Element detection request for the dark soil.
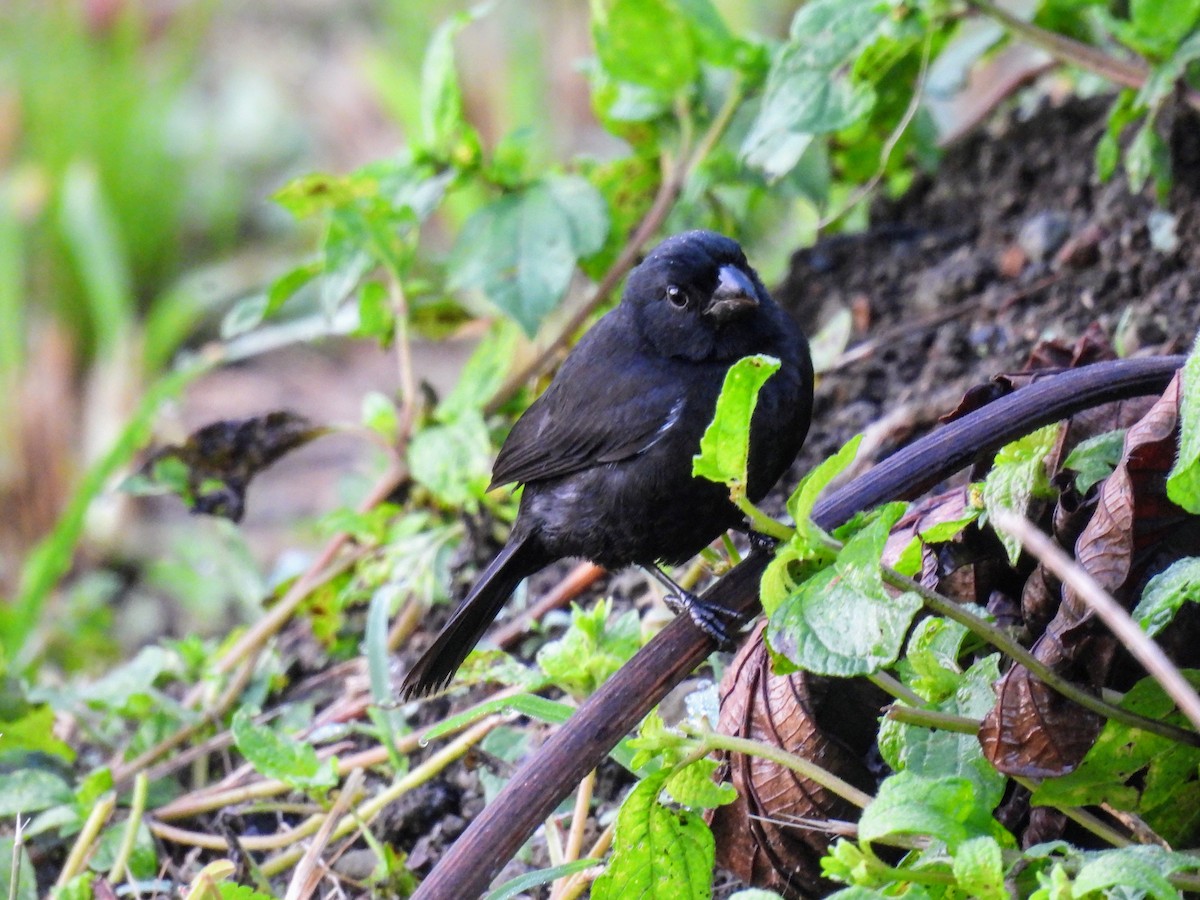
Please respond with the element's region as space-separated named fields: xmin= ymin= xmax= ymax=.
xmin=777 ymin=95 xmax=1200 ymax=485
xmin=402 ymin=94 xmax=1200 ymax=892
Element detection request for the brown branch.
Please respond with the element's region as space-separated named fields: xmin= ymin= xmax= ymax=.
xmin=411 ymin=355 xmax=1185 ymax=900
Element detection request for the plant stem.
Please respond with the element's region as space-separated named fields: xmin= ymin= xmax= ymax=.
xmin=878 ymin=562 xmax=1200 ymax=747
xmin=695 ymin=729 xmax=874 ymax=810
xmin=996 ymin=510 xmax=1200 ymax=734
xmin=885 ymin=704 xmax=981 ymax=735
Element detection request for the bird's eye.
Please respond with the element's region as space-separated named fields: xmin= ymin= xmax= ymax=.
xmin=665 ymin=285 xmax=687 ymax=309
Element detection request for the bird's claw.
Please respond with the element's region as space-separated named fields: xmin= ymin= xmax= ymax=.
xmin=662 ymin=589 xmax=746 ymax=649
xmin=747 ymin=529 xmax=779 ymax=554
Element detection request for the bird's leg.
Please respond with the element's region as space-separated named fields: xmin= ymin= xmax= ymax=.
xmin=643 ymin=565 xmax=746 ymax=648
xmin=746 ymin=529 xmax=780 ymax=555
xmin=730 ymin=521 xmax=781 ymax=555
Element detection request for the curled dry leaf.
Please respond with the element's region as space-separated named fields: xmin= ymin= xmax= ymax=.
xmin=709 ymin=621 xmax=883 ymax=899
xmin=980 ymin=373 xmax=1199 ymax=777
xmin=130 ymin=411 xmax=330 ymax=522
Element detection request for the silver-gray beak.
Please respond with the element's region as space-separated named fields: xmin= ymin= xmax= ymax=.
xmin=703 ymin=264 xmax=760 ymax=323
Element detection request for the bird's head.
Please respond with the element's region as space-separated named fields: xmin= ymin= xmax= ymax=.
xmin=623 ymin=230 xmax=775 ymax=362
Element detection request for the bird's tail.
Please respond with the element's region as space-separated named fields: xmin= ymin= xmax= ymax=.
xmin=399 ymin=532 xmax=547 ymax=699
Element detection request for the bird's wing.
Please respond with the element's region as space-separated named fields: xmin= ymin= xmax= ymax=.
xmin=489 ymin=357 xmax=686 ymax=489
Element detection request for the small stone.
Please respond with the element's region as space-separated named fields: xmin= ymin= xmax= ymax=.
xmin=1017 ymin=210 xmax=1072 ymax=262
xmin=1052 ymin=223 xmax=1104 ymax=270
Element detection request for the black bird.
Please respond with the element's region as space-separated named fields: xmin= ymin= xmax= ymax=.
xmin=400 ymin=230 xmax=813 ymax=697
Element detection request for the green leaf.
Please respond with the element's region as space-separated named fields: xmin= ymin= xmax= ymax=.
xmin=1132 ymin=557 xmax=1200 ymax=637
xmin=675 ymin=0 xmax=746 ymax=68
xmin=1063 ymin=429 xmax=1126 ymax=494
xmin=409 ymin=410 xmax=494 ymax=510
xmin=1126 ymin=118 xmax=1171 ymax=198
xmin=0 ymin=706 xmax=75 ymax=762
xmin=952 ymin=836 xmax=1007 ymax=900
xmin=768 ymin=503 xmax=922 ymax=676
xmin=983 ymin=423 xmax=1060 ymax=565
xmin=77 ymin=646 xmax=178 ymax=710
xmin=692 ymin=354 xmax=781 ymax=495
xmin=591 ymin=770 xmax=715 ymax=900
xmin=0 ymin=768 xmax=73 ymax=817
xmin=448 ymin=175 xmax=608 ymax=335
xmin=484 ymin=860 xmax=603 ymax=900
xmin=858 ymin=771 xmax=1009 ymax=852
xmin=58 ymin=161 xmax=134 ymax=358
xmin=420 ymin=8 xmax=485 ymax=159
xmin=1168 ymin=332 xmax=1200 ymax=512
xmin=361 ymin=391 xmax=400 ymax=441
xmin=264 ymin=260 xmax=323 ymax=318
xmin=741 ymin=0 xmax=888 ymax=180
xmin=436 ymin=320 xmax=521 ymax=421
xmin=1096 ymin=91 xmax=1139 ymax=183
xmin=880 ymin=655 xmax=1007 ymax=814
xmin=536 ymin=599 xmax=642 ymax=698
xmin=1032 ymin=671 xmax=1200 ymax=846
xmin=664 ymin=757 xmax=736 ymax=810
xmin=594 ymin=0 xmax=698 ymax=93
xmin=231 ymin=707 xmax=338 ymax=792
xmin=1072 ymin=845 xmax=1200 ymax=900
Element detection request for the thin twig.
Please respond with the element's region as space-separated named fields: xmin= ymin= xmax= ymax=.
xmin=995 ymin=510 xmax=1200 ymax=734
xmin=106 ymin=772 xmax=148 ymax=886
xmin=967 ymin=0 xmax=1200 ymax=112
xmin=284 ymin=768 xmax=366 ymax=900
xmin=551 ymin=769 xmax=596 ymax=900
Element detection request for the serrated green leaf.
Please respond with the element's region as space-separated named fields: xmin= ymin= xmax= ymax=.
xmin=858 ymin=771 xmax=1009 ymax=852
xmin=693 ymin=354 xmax=781 ymax=494
xmin=591 ymin=770 xmax=715 ymax=900
xmin=952 ymin=836 xmax=1006 ymax=900
xmin=664 ymin=757 xmax=736 ymax=810
xmin=1064 ymin=429 xmax=1126 ymax=494
xmin=1168 ymin=332 xmax=1200 ymax=512
xmin=231 ymin=707 xmax=337 ymax=792
xmin=1072 ymin=845 xmax=1199 ymax=900
xmin=984 ymin=423 xmax=1060 ymax=565
xmin=1032 ymin=671 xmax=1200 ymax=846
xmin=880 ymin=655 xmax=1006 ymax=811
xmin=767 ymin=502 xmax=922 ymax=676
xmin=536 ymin=599 xmax=642 ymax=698
xmin=1132 ymin=557 xmax=1200 ymax=637
xmin=594 ymin=0 xmax=697 ymax=92
xmin=448 ymin=175 xmax=608 ymax=335
xmin=409 ymin=411 xmax=494 ymax=510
